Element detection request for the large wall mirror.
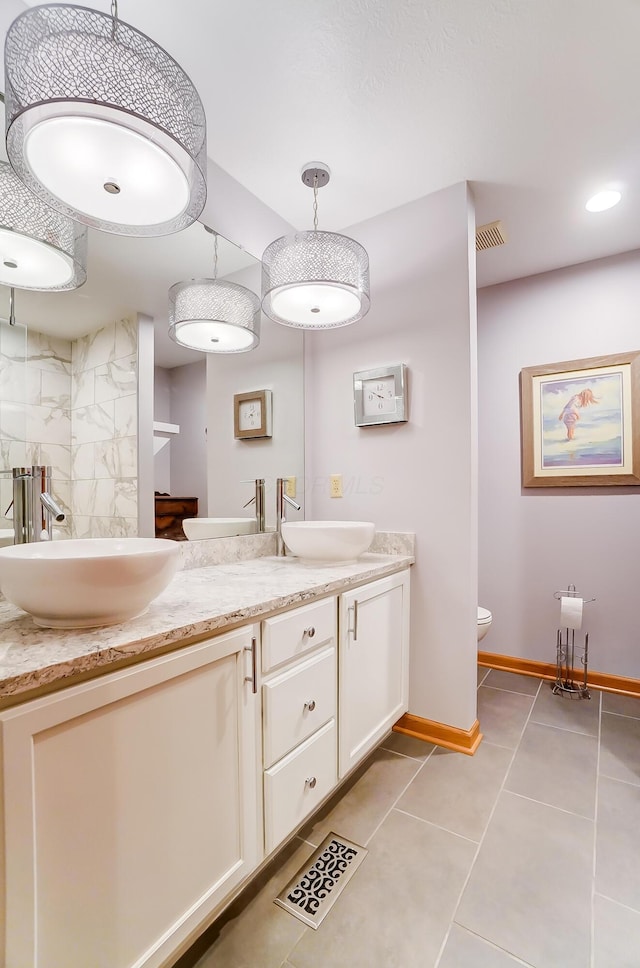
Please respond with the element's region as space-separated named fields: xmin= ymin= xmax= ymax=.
xmin=0 ymin=217 xmax=304 ymax=543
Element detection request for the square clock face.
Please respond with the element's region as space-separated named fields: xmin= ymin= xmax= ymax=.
xmin=354 ymin=364 xmax=408 ymax=427
xmin=234 ymin=390 xmax=272 ymax=439
xmin=238 ymin=398 xmax=262 ymax=431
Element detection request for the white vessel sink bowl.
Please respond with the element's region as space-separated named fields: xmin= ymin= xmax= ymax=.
xmin=0 ymin=537 xmax=180 ymax=628
xmin=183 ymin=517 xmax=257 ymax=540
xmin=282 ymin=521 xmax=375 ymax=562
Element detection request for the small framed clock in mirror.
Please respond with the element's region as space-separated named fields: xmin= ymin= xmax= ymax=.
xmin=234 ymin=389 xmax=273 ymax=439
xmin=354 ymin=364 xmax=408 ymax=427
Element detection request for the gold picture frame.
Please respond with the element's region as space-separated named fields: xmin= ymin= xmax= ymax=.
xmin=520 ymin=351 xmax=640 ymax=487
xmin=234 ymin=389 xmax=272 ymax=439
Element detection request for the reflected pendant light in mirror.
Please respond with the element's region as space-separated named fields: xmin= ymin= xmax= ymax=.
xmin=168 ymin=228 xmax=260 ymax=353
xmin=261 ymin=163 xmax=370 ymax=329
xmin=0 ymin=161 xmax=87 ymax=290
xmin=4 ymin=2 xmax=207 ymax=237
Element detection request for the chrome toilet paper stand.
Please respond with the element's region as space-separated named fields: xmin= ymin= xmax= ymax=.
xmin=552 ymin=584 xmax=595 ymax=700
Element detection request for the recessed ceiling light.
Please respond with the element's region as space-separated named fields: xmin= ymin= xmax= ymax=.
xmin=585 ymin=190 xmax=622 ymax=213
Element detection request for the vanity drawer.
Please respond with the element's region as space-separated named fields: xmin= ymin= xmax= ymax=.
xmin=261 ymin=597 xmax=336 ymax=673
xmin=264 ymin=719 xmax=337 ymax=854
xmin=263 ymin=647 xmax=336 ymax=769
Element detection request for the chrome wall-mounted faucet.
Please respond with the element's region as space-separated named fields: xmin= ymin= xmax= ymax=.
xmin=32 ymin=465 xmax=65 ymax=540
xmin=11 ymin=467 xmax=31 ymax=544
xmin=12 ymin=465 xmax=65 ymax=543
xmin=275 ymin=477 xmax=301 ymax=556
xmin=242 ymin=478 xmax=266 ymax=532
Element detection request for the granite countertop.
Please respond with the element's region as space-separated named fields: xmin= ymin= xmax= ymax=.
xmin=0 ymin=552 xmax=413 ymax=707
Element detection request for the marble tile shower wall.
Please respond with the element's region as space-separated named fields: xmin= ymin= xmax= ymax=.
xmin=0 ymin=319 xmax=29 ymax=525
xmin=25 ymin=331 xmax=74 ymax=538
xmin=71 ymin=317 xmax=138 ymax=538
xmin=0 ymin=328 xmax=73 ymax=537
xmin=0 ymin=318 xmax=137 ymax=540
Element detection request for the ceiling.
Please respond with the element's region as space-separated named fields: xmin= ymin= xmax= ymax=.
xmin=6 ymin=0 xmax=640 ymax=344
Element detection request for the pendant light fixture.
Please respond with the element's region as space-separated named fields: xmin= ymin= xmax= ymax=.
xmin=168 ymin=227 xmax=261 ymax=353
xmin=261 ymin=163 xmax=370 ymax=329
xmin=0 ymin=160 xmax=87 ymax=291
xmin=4 ymin=2 xmax=207 ymax=237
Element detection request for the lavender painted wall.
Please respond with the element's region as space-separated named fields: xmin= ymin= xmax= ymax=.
xmin=478 ymin=249 xmax=640 ymax=678
xmin=305 ymin=182 xmax=478 ymax=732
xmin=170 ymin=360 xmax=208 ymax=515
xmin=206 ymin=264 xmax=304 ymax=531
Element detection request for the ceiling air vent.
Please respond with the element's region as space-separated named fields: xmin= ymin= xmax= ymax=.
xmin=475 ymin=220 xmax=507 ymax=252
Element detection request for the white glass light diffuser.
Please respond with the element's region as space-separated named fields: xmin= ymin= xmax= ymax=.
xmin=262 ymin=230 xmax=370 ymax=329
xmin=585 ymin=190 xmax=622 ymax=212
xmin=0 ymin=161 xmax=86 ymax=291
xmin=168 ymin=279 xmax=261 ymax=353
xmin=4 ymin=4 xmax=207 ymax=237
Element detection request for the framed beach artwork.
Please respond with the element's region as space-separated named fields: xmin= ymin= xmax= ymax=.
xmin=520 ymin=351 xmax=640 ymax=487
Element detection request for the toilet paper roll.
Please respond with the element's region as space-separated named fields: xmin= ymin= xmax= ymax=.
xmin=560 ymin=596 xmax=583 ymax=630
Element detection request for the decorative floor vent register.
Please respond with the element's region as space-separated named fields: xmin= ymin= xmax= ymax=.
xmin=275 ymin=833 xmax=368 ymax=929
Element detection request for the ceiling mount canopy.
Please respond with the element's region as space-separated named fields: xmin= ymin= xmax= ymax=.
xmin=0 ymin=160 xmax=87 ymax=291
xmin=261 ymin=162 xmax=370 ymax=329
xmin=168 ymin=226 xmax=261 ymax=354
xmin=4 ymin=2 xmax=207 ymax=237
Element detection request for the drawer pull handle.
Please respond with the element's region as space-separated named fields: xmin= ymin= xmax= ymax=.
xmin=304 ymin=626 xmax=316 ymax=638
xmin=304 ymin=699 xmax=316 ymax=712
xmin=305 ymin=776 xmax=317 ymax=789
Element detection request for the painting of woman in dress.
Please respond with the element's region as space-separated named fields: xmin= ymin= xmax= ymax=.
xmin=521 ymin=352 xmax=640 ymax=486
xmin=540 ymin=372 xmax=624 ymax=469
xmin=558 ymin=388 xmax=599 ymax=441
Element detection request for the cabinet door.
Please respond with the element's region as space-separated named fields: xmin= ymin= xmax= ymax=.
xmin=0 ymin=628 xmax=261 ymax=968
xmin=339 ymin=570 xmax=410 ymax=777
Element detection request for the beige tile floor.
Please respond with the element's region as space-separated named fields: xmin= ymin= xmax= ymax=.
xmin=176 ymin=669 xmax=640 ymax=968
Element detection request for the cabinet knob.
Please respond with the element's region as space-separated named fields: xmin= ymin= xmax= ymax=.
xmin=303 ymin=626 xmax=316 ymax=638
xmin=304 ymin=699 xmax=316 ymax=712
xmin=305 ymin=776 xmax=317 ymax=789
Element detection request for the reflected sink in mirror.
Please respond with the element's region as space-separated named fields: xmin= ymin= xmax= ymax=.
xmin=281 ymin=521 xmax=375 ymax=562
xmin=0 ymin=537 xmax=180 ymax=628
xmin=0 ymin=528 xmax=66 ymax=547
xmin=182 ymin=517 xmax=257 ymax=540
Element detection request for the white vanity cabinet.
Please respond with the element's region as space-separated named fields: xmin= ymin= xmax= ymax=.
xmin=338 ymin=570 xmax=410 ymax=777
xmin=0 ymin=626 xmax=261 ymax=968
xmin=261 ymin=597 xmax=338 ymax=854
xmin=0 ymin=562 xmax=411 ymax=968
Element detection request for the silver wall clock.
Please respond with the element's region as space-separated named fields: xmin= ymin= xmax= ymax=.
xmin=354 ymin=364 xmax=408 ymax=427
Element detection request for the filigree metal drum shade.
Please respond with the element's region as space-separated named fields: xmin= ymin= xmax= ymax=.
xmin=168 ymin=280 xmax=261 ymax=353
xmin=0 ymin=161 xmax=86 ymax=291
xmin=4 ymin=4 xmax=207 ymax=237
xmin=261 ymin=230 xmax=370 ymax=329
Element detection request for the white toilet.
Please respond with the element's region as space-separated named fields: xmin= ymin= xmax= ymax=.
xmin=477 ymin=606 xmax=492 ymax=642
